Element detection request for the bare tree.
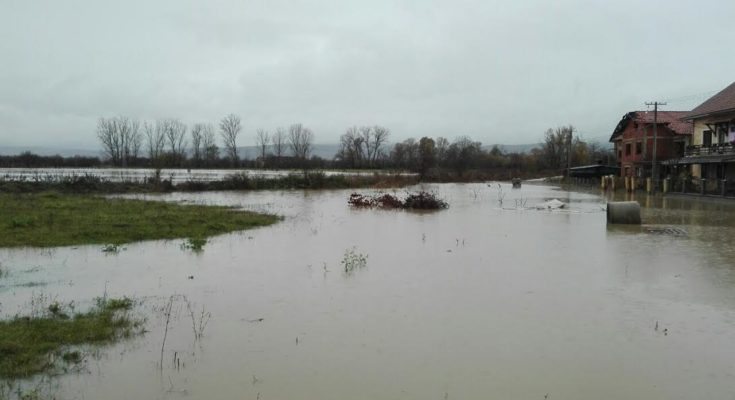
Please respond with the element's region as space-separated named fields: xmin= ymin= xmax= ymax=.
xmin=162 ymin=119 xmax=187 ymax=166
xmin=370 ymin=125 xmax=390 ymax=166
xmin=144 ymin=121 xmax=166 ymax=167
xmin=542 ymin=125 xmax=575 ymax=170
xmin=288 ymin=123 xmax=314 ymax=174
xmin=97 ymin=117 xmax=121 ymax=165
xmin=118 ymin=117 xmax=141 ymax=167
xmin=201 ymin=124 xmax=218 ymax=166
xmin=191 ymin=123 xmax=205 ymax=166
xmin=255 ymin=128 xmax=270 ymax=165
xmin=359 ymin=126 xmax=373 ymax=165
xmin=272 ymin=127 xmax=286 ymax=167
xmin=435 ymin=136 xmax=449 ymax=165
xmin=219 ymin=114 xmax=241 ymax=167
xmin=338 ymin=126 xmax=364 ymax=168
xmin=96 ymin=116 xmax=141 ymax=167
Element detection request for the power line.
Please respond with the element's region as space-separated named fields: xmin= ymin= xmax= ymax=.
xmin=658 ymin=90 xmax=718 ymax=106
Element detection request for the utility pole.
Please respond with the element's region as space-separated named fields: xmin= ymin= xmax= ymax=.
xmin=566 ymin=126 xmax=573 ymax=177
xmin=645 ymin=101 xmax=666 ymax=192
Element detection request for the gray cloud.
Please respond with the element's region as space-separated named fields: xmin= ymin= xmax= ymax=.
xmin=1 ymin=0 xmax=734 ymax=149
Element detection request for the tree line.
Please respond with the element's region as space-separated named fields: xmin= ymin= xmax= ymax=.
xmin=333 ymin=124 xmax=613 ymax=179
xmin=2 ymin=119 xmax=613 ymax=179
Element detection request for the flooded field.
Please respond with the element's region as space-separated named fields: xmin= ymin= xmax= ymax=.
xmin=0 ymin=167 xmax=400 ymax=184
xmin=2 ymin=183 xmax=735 ymax=399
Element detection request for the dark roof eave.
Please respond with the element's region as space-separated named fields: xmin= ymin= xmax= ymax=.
xmin=683 ymin=107 xmax=735 ymax=121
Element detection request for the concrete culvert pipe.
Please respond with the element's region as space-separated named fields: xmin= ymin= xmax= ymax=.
xmin=607 ymin=201 xmax=641 ymax=224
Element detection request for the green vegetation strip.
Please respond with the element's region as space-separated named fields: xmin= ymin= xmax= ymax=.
xmin=0 ymin=298 xmax=140 ymax=378
xmin=0 ymin=192 xmax=279 ymax=247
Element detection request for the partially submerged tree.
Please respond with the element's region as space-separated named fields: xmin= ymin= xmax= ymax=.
xmin=220 ymin=114 xmax=241 ymax=167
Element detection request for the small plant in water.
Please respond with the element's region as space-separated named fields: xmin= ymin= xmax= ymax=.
xmin=341 ymin=247 xmax=368 ymax=274
xmin=101 ymin=243 xmax=122 ymax=253
xmin=181 ymin=237 xmax=207 ymax=252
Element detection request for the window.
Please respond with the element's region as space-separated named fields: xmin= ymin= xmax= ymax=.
xmin=636 ymin=141 xmax=642 ymax=155
xmin=625 ymin=143 xmax=631 ymax=156
xmin=675 ymin=141 xmax=685 ymax=157
xmin=703 ymin=130 xmax=712 ymax=147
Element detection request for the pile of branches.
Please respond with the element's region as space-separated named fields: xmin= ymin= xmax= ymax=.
xmin=348 ymin=191 xmax=448 ymax=210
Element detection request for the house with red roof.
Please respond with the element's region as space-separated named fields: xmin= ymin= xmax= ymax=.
xmin=663 ymin=81 xmax=735 ymax=195
xmin=608 ymin=110 xmax=693 ymax=178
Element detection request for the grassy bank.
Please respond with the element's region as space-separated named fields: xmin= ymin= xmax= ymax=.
xmin=0 ymin=192 xmax=279 ymax=247
xmin=0 ymin=298 xmax=141 ymax=378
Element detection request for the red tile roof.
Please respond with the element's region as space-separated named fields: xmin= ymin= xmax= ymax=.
xmin=633 ymin=111 xmax=693 ymax=135
xmin=609 ymin=111 xmax=693 ymax=142
xmin=685 ymin=81 xmax=735 ymax=119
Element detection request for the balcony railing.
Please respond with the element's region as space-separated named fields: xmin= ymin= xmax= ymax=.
xmin=685 ymin=143 xmax=735 ymax=157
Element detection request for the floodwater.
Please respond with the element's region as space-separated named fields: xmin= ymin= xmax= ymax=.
xmin=0 ymin=167 xmax=402 ymax=184
xmin=2 ymin=183 xmax=735 ymax=399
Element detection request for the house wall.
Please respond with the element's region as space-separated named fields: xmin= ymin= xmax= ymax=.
xmin=688 ymin=112 xmax=735 ymax=178
xmin=614 ymin=122 xmax=687 ymax=177
xmin=691 ymin=114 xmax=735 ymax=146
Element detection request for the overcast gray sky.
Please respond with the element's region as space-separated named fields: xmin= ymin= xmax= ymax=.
xmin=1 ymin=0 xmax=734 ymax=149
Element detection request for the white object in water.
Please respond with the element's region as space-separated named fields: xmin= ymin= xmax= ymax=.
xmin=536 ymin=199 xmax=566 ymax=210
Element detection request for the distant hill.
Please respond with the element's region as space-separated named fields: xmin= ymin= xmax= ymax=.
xmin=237 ymin=144 xmax=340 ymax=160
xmin=0 ymin=144 xmax=342 ymax=160
xmin=0 ymin=146 xmax=102 ymax=157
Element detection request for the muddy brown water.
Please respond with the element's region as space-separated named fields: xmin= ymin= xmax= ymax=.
xmin=1 ymin=183 xmax=735 ymax=399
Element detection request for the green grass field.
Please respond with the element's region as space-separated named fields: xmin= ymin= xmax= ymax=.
xmin=0 ymin=192 xmax=279 ymax=247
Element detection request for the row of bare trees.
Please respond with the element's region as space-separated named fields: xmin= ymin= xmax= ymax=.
xmin=335 ymin=125 xmax=390 ymax=168
xmin=98 ymin=114 xmax=242 ymax=167
xmin=97 ymin=115 xmax=317 ymax=168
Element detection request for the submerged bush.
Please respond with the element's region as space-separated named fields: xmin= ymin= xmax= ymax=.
xmin=347 ymin=191 xmax=448 ymax=210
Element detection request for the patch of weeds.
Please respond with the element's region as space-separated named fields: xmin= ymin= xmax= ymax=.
xmin=61 ymin=350 xmax=82 ymax=364
xmin=12 ymin=282 xmax=47 ymax=288
xmin=47 ymin=302 xmax=69 ymax=319
xmin=98 ymin=297 xmax=133 ymax=311
xmin=101 ymin=243 xmax=123 ymax=253
xmin=8 ymin=217 xmax=35 ymax=229
xmin=341 ymin=247 xmax=368 ymax=274
xmin=181 ymin=237 xmax=207 ymax=252
xmin=0 ymin=297 xmax=143 ymax=378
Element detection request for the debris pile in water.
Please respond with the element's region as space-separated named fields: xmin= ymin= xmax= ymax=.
xmin=535 ymin=199 xmax=566 ymax=210
xmin=348 ymin=191 xmax=448 ymax=210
